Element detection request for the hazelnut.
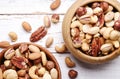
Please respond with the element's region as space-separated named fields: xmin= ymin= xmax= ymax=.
xmin=45 ymin=61 xmax=55 ymax=70
xmin=51 ymin=14 xmax=59 ymax=23
xmin=114 ymin=20 xmax=120 ymax=31
xmin=68 ymin=69 xmax=78 ymax=79
xmin=100 ymin=2 xmax=109 ymax=12
xmin=76 ymin=7 xmax=87 ymax=17
xmin=92 ymin=2 xmax=100 ymax=9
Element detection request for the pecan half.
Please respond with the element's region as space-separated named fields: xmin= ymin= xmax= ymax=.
xmin=11 ymin=56 xmax=27 ymax=69
xmin=91 ymin=37 xmax=104 ymax=56
xmin=19 ymin=44 xmax=28 ymax=53
xmin=98 ymin=13 xmax=104 ymax=28
xmin=30 ymin=26 xmax=47 ymax=42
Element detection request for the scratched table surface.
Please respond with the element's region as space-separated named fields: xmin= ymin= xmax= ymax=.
xmin=0 ymin=0 xmax=120 ymax=79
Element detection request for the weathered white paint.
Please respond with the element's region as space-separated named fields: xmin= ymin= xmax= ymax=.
xmin=0 ymin=0 xmax=120 ymax=79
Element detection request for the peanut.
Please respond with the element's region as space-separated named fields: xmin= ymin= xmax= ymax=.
xmin=8 ymin=32 xmax=17 ymax=42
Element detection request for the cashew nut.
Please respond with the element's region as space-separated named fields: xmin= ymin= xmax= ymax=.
xmin=70 ymin=20 xmax=83 ymax=31
xmin=99 ymin=27 xmax=107 ymax=35
xmin=114 ymin=12 xmax=120 ymax=21
xmin=65 ymin=57 xmax=75 ymax=68
xmin=105 ymin=11 xmax=114 ymax=22
xmin=105 ymin=20 xmax=114 ymax=27
xmin=81 ymin=42 xmax=90 ymax=51
xmin=110 ymin=30 xmax=120 ymax=40
xmin=55 ymin=43 xmax=66 ymax=53
xmin=50 ymin=68 xmax=58 ymax=79
xmin=43 ymin=72 xmax=52 ymax=79
xmin=90 ymin=15 xmax=98 ymax=23
xmin=112 ymin=41 xmax=120 ymax=48
xmin=103 ymin=27 xmax=113 ymax=39
xmin=93 ymin=7 xmax=103 ymax=15
xmin=3 ymin=69 xmax=18 ymax=79
xmin=100 ymin=43 xmax=113 ymax=53
xmin=38 ymin=67 xmax=46 ymax=76
xmin=29 ymin=66 xmax=39 ymax=79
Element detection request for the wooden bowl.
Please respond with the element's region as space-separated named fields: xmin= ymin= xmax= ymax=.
xmin=0 ymin=42 xmax=61 ymax=79
xmin=62 ymin=0 xmax=120 ymax=64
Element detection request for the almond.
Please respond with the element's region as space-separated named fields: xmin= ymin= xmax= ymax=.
xmin=0 ymin=41 xmax=10 ymax=48
xmin=22 ymin=21 xmax=32 ymax=32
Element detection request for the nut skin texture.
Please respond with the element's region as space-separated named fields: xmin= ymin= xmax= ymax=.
xmin=45 ymin=61 xmax=55 ymax=71
xmin=0 ymin=41 xmax=10 ymax=48
xmin=114 ymin=20 xmax=120 ymax=31
xmin=76 ymin=7 xmax=87 ymax=17
xmin=44 ymin=15 xmax=51 ymax=28
xmin=68 ymin=69 xmax=78 ymax=79
xmin=33 ymin=58 xmax=42 ymax=65
xmin=50 ymin=0 xmax=61 ymax=10
xmin=30 ymin=26 xmax=47 ymax=42
xmin=51 ymin=14 xmax=60 ymax=23
xmin=22 ymin=21 xmax=32 ymax=32
xmin=100 ymin=2 xmax=109 ymax=12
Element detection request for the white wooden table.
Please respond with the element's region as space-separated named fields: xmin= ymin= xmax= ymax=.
xmin=0 ymin=0 xmax=120 ymax=79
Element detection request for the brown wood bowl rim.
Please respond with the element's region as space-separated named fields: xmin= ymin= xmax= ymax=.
xmin=62 ymin=0 xmax=120 ymax=64
xmin=0 ymin=42 xmax=61 ymax=79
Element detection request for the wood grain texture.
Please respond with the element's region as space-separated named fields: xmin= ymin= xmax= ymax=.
xmin=0 ymin=0 xmax=120 ymax=79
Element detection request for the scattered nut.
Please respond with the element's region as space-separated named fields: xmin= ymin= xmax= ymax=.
xmin=51 ymin=14 xmax=60 ymax=23
xmin=46 ymin=36 xmax=54 ymax=48
xmin=44 ymin=15 xmax=51 ymax=28
xmin=65 ymin=57 xmax=75 ymax=68
xmin=8 ymin=31 xmax=17 ymax=42
xmin=50 ymin=0 xmax=61 ymax=10
xmin=68 ymin=69 xmax=78 ymax=79
xmin=22 ymin=21 xmax=32 ymax=32
xmin=55 ymin=43 xmax=66 ymax=53
xmin=0 ymin=41 xmax=10 ymax=48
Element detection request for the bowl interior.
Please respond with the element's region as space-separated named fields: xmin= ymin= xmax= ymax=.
xmin=0 ymin=42 xmax=61 ymax=79
xmin=62 ymin=0 xmax=120 ymax=64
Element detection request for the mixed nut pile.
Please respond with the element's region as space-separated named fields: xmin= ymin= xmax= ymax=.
xmin=70 ymin=1 xmax=120 ymax=57
xmin=0 ymin=43 xmax=58 ymax=79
